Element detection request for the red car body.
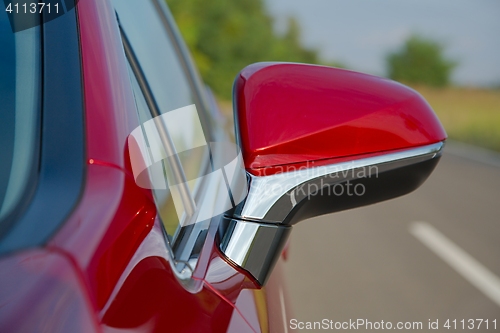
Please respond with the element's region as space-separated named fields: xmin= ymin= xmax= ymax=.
xmin=0 ymin=0 xmax=291 ymax=332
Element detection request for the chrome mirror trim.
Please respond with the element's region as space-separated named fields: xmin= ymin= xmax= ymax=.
xmin=222 ymin=142 xmax=444 ymax=285
xmin=234 ymin=142 xmax=444 ymax=222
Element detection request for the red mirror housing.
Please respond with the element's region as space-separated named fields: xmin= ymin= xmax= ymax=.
xmin=221 ymin=63 xmax=446 ymax=285
xmin=234 ymin=62 xmax=447 ymax=176
xmin=222 ymin=63 xmax=446 ymax=285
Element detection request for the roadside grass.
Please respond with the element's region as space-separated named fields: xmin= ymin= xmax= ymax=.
xmin=216 ymin=86 xmax=500 ymax=152
xmin=412 ymin=86 xmax=500 ymax=152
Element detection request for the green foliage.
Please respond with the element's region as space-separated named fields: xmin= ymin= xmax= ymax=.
xmin=386 ymin=35 xmax=457 ymax=87
xmin=166 ymin=0 xmax=324 ymax=99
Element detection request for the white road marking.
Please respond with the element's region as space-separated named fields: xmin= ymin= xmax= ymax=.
xmin=410 ymin=221 xmax=500 ymax=308
xmin=279 ymin=287 xmax=289 ymax=333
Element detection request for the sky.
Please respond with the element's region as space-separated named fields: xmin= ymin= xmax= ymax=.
xmin=264 ymin=0 xmax=500 ymax=87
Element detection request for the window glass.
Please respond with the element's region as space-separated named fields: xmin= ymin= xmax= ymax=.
xmin=114 ymin=0 xmax=210 ymax=242
xmin=113 ymin=0 xmax=208 ymax=183
xmin=0 ymin=11 xmax=41 ymax=226
xmin=114 ymin=0 xmax=194 ymax=113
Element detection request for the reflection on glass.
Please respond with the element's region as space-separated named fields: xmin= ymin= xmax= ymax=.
xmin=0 ymin=10 xmax=41 ymax=224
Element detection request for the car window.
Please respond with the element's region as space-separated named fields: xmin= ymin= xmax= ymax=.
xmin=126 ymin=63 xmax=182 ymax=238
xmin=0 ymin=11 xmax=41 ymax=229
xmin=113 ymin=0 xmax=212 ymax=248
xmin=113 ymin=0 xmax=210 ymax=185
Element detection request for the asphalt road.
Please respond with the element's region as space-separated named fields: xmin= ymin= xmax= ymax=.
xmin=283 ymin=142 xmax=500 ymax=332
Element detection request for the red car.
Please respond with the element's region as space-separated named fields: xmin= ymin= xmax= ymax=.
xmin=0 ymin=0 xmax=446 ymax=332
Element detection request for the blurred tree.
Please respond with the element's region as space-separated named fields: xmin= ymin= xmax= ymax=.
xmin=166 ymin=0 xmax=339 ymax=99
xmin=386 ymin=35 xmax=457 ymax=87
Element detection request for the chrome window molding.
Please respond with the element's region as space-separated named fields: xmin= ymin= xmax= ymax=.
xmin=234 ymin=142 xmax=444 ymax=223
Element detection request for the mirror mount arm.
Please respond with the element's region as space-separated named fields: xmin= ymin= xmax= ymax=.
xmin=220 ymin=217 xmax=291 ymax=286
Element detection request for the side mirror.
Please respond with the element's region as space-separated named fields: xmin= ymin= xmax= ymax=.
xmin=221 ymin=62 xmax=446 ymax=285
